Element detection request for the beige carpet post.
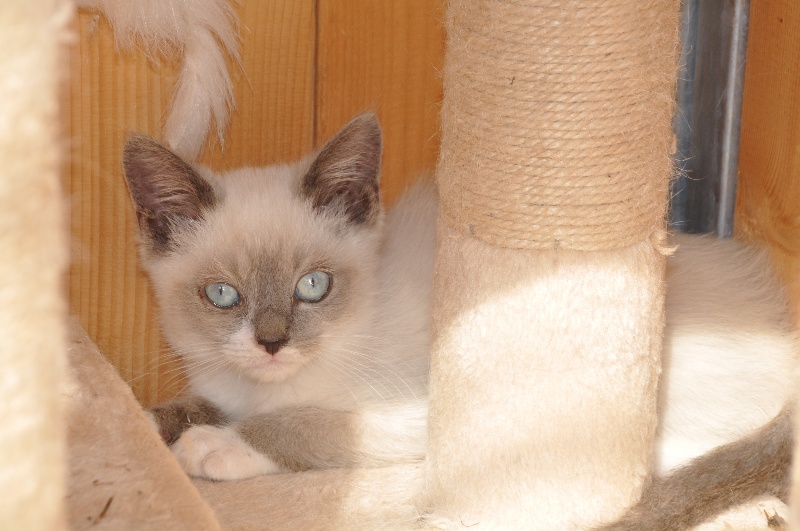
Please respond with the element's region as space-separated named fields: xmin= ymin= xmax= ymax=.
xmin=0 ymin=1 xmax=71 ymax=530
xmin=424 ymin=1 xmax=680 ymax=528
xmin=792 ymin=403 xmax=800 ymax=529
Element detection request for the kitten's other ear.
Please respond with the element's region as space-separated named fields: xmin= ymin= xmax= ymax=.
xmin=122 ymin=135 xmax=216 ymax=253
xmin=301 ymin=113 xmax=383 ymax=225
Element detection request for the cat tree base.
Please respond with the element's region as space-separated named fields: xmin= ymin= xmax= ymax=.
xmin=64 ymin=318 xmax=425 ymax=530
xmin=62 ymin=316 xmax=786 ymax=530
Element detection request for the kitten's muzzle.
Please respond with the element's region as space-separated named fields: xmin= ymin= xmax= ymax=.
xmin=258 ymin=337 xmax=289 ymax=355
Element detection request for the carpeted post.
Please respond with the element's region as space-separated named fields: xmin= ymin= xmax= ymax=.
xmin=424 ymin=1 xmax=680 ymax=528
xmin=0 ymin=0 xmax=71 ymax=529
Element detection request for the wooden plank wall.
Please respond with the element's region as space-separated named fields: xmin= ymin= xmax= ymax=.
xmin=736 ymin=0 xmax=800 ymax=324
xmin=64 ymin=1 xmax=445 ymax=406
xmin=65 ymin=0 xmax=800 ymax=408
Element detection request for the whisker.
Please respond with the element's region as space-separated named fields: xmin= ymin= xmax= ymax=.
xmin=314 ymin=359 xmax=363 ymax=406
xmin=320 ymin=354 xmax=394 ymax=403
xmin=331 ymin=349 xmax=420 ymax=401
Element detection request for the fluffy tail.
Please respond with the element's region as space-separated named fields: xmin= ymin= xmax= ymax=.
xmin=75 ymin=0 xmax=240 ymax=160
xmin=597 ymin=405 xmax=792 ymax=531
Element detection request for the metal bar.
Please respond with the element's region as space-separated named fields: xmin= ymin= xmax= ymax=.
xmin=670 ymin=0 xmax=750 ymax=237
xmin=669 ymin=0 xmax=700 ymax=231
xmin=717 ymin=1 xmax=750 ymax=236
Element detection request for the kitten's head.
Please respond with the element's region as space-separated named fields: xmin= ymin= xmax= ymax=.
xmin=123 ymin=114 xmax=384 ymax=384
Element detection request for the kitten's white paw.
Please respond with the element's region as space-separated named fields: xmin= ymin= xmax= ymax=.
xmin=171 ymin=425 xmax=280 ymax=480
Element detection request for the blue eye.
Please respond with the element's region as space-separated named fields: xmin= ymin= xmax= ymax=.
xmin=204 ymin=283 xmax=240 ymax=308
xmin=294 ymin=271 xmax=330 ymax=302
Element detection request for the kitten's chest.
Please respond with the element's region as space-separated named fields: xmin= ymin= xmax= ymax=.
xmin=189 ymin=364 xmax=358 ymax=419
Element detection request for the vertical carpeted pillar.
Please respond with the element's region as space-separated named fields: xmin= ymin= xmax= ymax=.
xmin=0 ymin=1 xmax=70 ymax=529
xmin=425 ymin=1 xmax=680 ymax=528
xmin=793 ymin=403 xmax=800 ymax=529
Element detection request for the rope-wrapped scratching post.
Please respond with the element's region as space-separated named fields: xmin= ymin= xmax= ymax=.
xmin=425 ymin=1 xmax=679 ymax=528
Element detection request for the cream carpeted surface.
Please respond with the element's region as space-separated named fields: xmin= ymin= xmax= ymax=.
xmin=64 ymin=319 xmax=220 ymax=530
xmin=63 ymin=318 xmax=423 ymax=530
xmin=63 ymin=318 xmax=788 ymax=530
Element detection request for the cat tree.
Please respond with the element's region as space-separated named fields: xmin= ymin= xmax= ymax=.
xmin=4 ymin=0 xmax=788 ymax=529
xmin=424 ymin=1 xmax=679 ymax=527
xmin=0 ymin=1 xmax=69 ymax=528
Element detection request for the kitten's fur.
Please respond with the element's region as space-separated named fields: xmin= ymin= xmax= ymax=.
xmin=77 ymin=0 xmax=240 ymax=160
xmin=126 ymin=114 xmax=433 ymax=478
xmin=598 ymin=406 xmax=792 ymax=530
xmin=124 ymin=114 xmax=796 ymax=526
xmin=595 ymin=234 xmax=798 ymax=530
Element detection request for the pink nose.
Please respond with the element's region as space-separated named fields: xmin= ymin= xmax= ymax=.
xmin=258 ymin=338 xmax=288 ymax=355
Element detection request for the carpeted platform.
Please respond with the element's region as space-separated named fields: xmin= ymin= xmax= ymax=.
xmin=63 ymin=318 xmax=424 ymax=530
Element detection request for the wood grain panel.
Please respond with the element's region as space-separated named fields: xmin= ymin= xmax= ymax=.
xmin=65 ymin=2 xmax=316 ymax=407
xmin=316 ymin=0 xmax=446 ymax=205
xmin=66 ymin=1 xmax=442 ymax=406
xmin=735 ymin=0 xmax=800 ymax=322
xmin=64 ymin=11 xmax=180 ymax=408
xmin=201 ymin=0 xmax=316 ymax=168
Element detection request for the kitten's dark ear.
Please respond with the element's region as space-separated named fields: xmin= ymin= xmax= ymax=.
xmin=301 ymin=113 xmax=382 ymax=225
xmin=122 ymin=135 xmax=216 ymax=253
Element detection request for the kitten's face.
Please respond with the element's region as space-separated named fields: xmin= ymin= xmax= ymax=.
xmin=123 ymin=114 xmax=384 ymax=384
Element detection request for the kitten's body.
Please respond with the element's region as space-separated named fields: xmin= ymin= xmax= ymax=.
xmin=599 ymin=406 xmax=792 ymax=531
xmin=129 ymin=115 xmax=433 ymax=476
xmin=598 ymin=235 xmax=797 ymax=530
xmin=657 ymin=234 xmax=797 ymax=474
xmin=125 ymin=114 xmax=796 ymax=527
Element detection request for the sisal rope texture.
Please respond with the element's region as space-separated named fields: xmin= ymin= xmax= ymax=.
xmin=437 ymin=0 xmax=678 ymax=251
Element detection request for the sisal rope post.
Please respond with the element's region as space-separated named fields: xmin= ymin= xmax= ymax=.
xmin=0 ymin=1 xmax=70 ymax=529
xmin=424 ymin=1 xmax=680 ymax=528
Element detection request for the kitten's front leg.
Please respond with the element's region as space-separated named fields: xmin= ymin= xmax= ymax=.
xmin=147 ymin=395 xmax=229 ymax=444
xmin=237 ymin=406 xmax=364 ymax=472
xmin=148 ymin=395 xmax=279 ymax=481
xmin=168 ymin=407 xmax=360 ymax=480
xmin=170 ymin=424 xmax=280 ymax=480
xmin=170 ymin=404 xmax=426 ymax=480
xmin=237 ymin=405 xmax=427 ymax=472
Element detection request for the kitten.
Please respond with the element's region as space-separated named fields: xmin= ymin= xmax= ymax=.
xmin=125 ymin=114 xmax=796 ymax=527
xmin=125 ymin=114 xmax=434 ymax=479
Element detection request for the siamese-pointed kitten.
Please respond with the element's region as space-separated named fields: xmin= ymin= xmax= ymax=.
xmin=124 ymin=114 xmax=434 ymax=479
xmin=126 ymin=114 xmax=797 ymax=530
